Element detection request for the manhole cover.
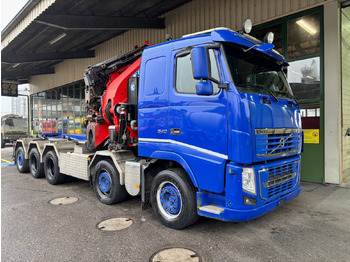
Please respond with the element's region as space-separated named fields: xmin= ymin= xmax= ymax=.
xmin=97 ymin=218 xmax=133 ymax=231
xmin=49 ymin=197 xmax=79 ymax=205
xmin=150 ymin=248 xmax=201 ymax=262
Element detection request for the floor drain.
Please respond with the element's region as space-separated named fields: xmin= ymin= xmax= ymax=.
xmin=49 ymin=197 xmax=79 ymax=205
xmin=150 ymin=248 xmax=201 ymax=262
xmin=97 ymin=218 xmax=133 ymax=231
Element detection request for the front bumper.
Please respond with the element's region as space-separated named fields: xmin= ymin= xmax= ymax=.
xmin=198 ymin=155 xmax=301 ymax=222
xmin=198 ymin=185 xmax=301 ymax=221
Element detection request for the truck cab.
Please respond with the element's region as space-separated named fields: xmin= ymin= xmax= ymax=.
xmin=1 ymin=114 xmax=28 ymax=148
xmin=138 ymin=28 xmax=302 ymax=223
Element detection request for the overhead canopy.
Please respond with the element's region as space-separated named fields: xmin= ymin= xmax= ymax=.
xmin=1 ymin=0 xmax=190 ymax=84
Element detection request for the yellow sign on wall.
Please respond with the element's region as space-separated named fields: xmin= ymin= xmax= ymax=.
xmin=303 ymin=129 xmax=319 ymax=144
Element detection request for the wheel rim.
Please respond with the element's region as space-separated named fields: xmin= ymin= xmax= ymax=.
xmin=17 ymin=153 xmax=23 ymax=167
xmin=30 ymin=154 xmax=38 ymax=173
xmin=98 ymin=172 xmax=112 ymax=195
xmin=157 ymin=181 xmax=182 ymax=220
xmin=47 ymin=158 xmax=55 ymax=179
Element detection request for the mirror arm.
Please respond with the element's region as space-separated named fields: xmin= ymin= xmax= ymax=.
xmin=208 ymin=77 xmax=229 ymax=90
xmin=242 ymin=44 xmax=259 ymax=53
xmin=218 ymin=83 xmax=229 ymax=90
xmin=206 ymin=43 xmax=221 ymax=50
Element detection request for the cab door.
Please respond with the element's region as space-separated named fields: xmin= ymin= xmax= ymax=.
xmin=168 ymin=47 xmax=228 ymax=193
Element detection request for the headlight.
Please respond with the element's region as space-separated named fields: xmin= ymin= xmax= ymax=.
xmin=242 ymin=168 xmax=256 ymax=195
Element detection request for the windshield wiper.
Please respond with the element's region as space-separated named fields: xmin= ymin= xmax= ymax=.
xmin=273 ymin=90 xmax=299 ymax=106
xmin=237 ymin=84 xmax=278 ymax=102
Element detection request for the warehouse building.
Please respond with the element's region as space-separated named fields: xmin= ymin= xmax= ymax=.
xmin=1 ymin=0 xmax=349 ymax=185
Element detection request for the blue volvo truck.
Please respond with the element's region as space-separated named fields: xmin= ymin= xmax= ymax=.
xmin=14 ymin=22 xmax=302 ymax=229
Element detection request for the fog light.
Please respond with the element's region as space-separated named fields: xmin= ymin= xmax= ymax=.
xmin=243 ymin=195 xmax=257 ymax=205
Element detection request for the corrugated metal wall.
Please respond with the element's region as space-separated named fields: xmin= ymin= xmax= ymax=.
xmin=342 ymin=7 xmax=350 ymax=172
xmin=1 ymin=0 xmax=56 ymax=49
xmin=30 ymin=0 xmax=334 ymax=93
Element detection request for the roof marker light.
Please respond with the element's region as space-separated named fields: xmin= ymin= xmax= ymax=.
xmin=264 ymin=32 xmax=274 ymax=44
xmin=241 ymin=19 xmax=252 ymax=34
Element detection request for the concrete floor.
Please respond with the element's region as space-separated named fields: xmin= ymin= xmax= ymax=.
xmin=1 ymin=146 xmax=350 ymax=262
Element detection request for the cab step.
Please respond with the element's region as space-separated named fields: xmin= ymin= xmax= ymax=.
xmin=198 ymin=205 xmax=225 ymax=215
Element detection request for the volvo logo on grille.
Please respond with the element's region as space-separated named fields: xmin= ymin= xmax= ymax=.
xmin=268 ymin=133 xmax=293 ymax=155
xmin=279 ymin=137 xmax=286 ymax=148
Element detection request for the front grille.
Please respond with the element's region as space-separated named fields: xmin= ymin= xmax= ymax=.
xmin=267 ymin=179 xmax=294 ymax=199
xmin=255 ymin=129 xmax=301 ymax=158
xmin=259 ymin=160 xmax=299 ymax=201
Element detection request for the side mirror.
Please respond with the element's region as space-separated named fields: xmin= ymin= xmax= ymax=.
xmin=196 ymin=81 xmax=213 ymax=96
xmin=191 ymin=46 xmax=209 ymax=80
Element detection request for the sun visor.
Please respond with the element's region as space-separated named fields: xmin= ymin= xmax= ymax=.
xmin=211 ymin=29 xmax=288 ymax=66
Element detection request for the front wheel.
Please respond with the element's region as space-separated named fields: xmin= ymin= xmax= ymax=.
xmin=16 ymin=147 xmax=29 ymax=173
xmin=93 ymin=159 xmax=127 ymax=205
xmin=151 ymin=168 xmax=199 ymax=230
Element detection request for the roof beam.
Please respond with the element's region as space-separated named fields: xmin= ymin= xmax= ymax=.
xmin=2 ymin=67 xmax=55 ymax=78
xmin=2 ymin=50 xmax=95 ymax=63
xmin=35 ymin=14 xmax=165 ymax=30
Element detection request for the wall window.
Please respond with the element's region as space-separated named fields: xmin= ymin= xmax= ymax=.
xmin=254 ymin=11 xmax=321 ymax=102
xmin=288 ymin=57 xmax=320 ymax=100
xmin=30 ymin=80 xmax=85 ymax=135
xmin=287 ymin=13 xmax=320 ymax=60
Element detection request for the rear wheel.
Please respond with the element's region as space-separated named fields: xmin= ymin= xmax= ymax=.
xmin=15 ymin=147 xmax=29 ymax=173
xmin=151 ymin=168 xmax=198 ymax=229
xmin=44 ymin=151 xmax=66 ymax=185
xmin=29 ymin=148 xmax=44 ymax=178
xmin=93 ymin=159 xmax=127 ymax=205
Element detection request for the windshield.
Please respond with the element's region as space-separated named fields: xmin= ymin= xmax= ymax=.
xmin=223 ymin=43 xmax=294 ymax=100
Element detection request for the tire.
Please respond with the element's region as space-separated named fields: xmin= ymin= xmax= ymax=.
xmin=15 ymin=147 xmax=29 ymax=173
xmin=93 ymin=159 xmax=127 ymax=205
xmin=29 ymin=148 xmax=44 ymax=178
xmin=44 ymin=151 xmax=66 ymax=185
xmin=151 ymin=168 xmax=199 ymax=230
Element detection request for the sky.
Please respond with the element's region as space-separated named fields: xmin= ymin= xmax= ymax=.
xmin=1 ymin=0 xmax=30 ymax=116
xmin=1 ymin=0 xmax=28 ymax=30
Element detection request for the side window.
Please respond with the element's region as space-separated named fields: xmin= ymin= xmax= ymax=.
xmin=176 ymin=53 xmax=199 ymax=94
xmin=144 ymin=56 xmax=166 ymax=96
xmin=175 ymin=49 xmax=221 ymax=94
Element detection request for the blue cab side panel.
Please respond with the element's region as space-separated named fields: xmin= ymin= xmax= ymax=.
xmin=147 ymin=150 xmax=199 ymax=188
xmin=167 ymin=48 xmax=228 ymax=193
xmin=139 ymin=39 xmax=229 ymax=194
xmin=226 ymin=89 xmax=253 ymax=164
xmin=138 ymin=46 xmax=170 ymax=153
